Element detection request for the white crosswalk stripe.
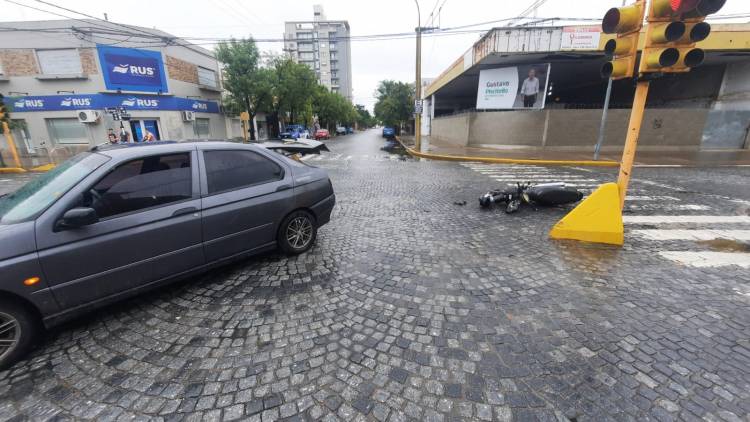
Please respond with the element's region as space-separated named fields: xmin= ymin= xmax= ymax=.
xmin=658 ymin=252 xmax=750 ymax=268
xmin=461 ymin=163 xmax=750 ymax=268
xmin=632 ymin=230 xmax=750 ymax=241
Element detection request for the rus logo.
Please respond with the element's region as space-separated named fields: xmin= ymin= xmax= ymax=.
xmin=60 ymin=98 xmax=91 ymax=107
xmin=121 ymin=98 xmax=159 ymax=108
xmin=113 ymin=64 xmax=156 ymax=76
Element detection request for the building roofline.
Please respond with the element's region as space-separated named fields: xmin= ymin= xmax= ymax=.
xmin=0 ymin=19 xmax=215 ymax=57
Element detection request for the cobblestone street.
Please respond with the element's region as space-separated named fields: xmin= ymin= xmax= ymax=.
xmin=1 ymin=130 xmax=749 ymax=421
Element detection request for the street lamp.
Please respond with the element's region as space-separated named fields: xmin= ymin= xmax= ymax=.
xmin=414 ymin=0 xmax=422 ymax=151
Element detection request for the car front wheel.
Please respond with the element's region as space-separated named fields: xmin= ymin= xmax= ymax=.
xmin=278 ymin=210 xmax=317 ymax=255
xmin=0 ymin=299 xmax=40 ymax=371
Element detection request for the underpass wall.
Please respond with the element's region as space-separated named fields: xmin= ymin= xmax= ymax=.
xmin=431 ymin=109 xmax=708 ymax=151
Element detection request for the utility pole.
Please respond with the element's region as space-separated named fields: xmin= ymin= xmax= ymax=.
xmin=414 ymin=0 xmax=422 ymax=152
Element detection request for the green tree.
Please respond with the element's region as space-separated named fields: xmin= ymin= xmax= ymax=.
xmin=373 ymin=80 xmax=415 ymax=134
xmin=311 ymin=86 xmax=358 ymax=131
xmin=273 ymin=58 xmax=317 ymax=126
xmin=216 ymin=38 xmax=275 ymax=141
xmin=355 ymin=105 xmax=375 ymax=129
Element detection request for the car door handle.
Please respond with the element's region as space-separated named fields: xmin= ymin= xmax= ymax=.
xmin=172 ymin=206 xmax=198 ymax=217
xmin=276 ymin=184 xmax=292 ymax=192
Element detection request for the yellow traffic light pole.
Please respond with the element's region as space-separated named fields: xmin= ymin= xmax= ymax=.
xmin=1 ymin=119 xmax=23 ymax=169
xmin=616 ymin=80 xmax=650 ymax=208
xmin=551 ymin=0 xmax=724 ymax=245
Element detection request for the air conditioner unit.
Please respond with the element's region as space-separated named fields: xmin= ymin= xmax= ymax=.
xmin=182 ymin=110 xmax=196 ymax=122
xmin=77 ymin=110 xmax=100 ymax=123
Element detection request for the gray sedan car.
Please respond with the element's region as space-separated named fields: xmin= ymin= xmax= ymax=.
xmin=0 ymin=141 xmax=335 ymax=369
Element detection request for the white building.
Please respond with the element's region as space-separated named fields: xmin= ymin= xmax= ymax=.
xmin=284 ymin=5 xmax=353 ymax=102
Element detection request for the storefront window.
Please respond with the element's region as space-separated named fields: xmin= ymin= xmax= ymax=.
xmin=47 ymin=118 xmax=89 ymax=144
xmin=194 ymin=118 xmax=210 ymax=138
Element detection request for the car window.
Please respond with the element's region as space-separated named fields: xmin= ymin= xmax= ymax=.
xmin=204 ymin=150 xmax=284 ymax=194
xmin=84 ymin=153 xmax=192 ymax=219
xmin=0 ymin=153 xmax=109 ymax=225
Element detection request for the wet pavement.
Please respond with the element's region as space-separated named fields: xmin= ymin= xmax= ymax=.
xmin=0 ymin=130 xmax=749 ymax=421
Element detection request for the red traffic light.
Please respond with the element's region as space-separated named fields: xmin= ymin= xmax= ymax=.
xmin=670 ymin=0 xmax=700 ymax=13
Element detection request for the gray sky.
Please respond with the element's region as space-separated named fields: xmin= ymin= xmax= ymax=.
xmin=2 ymin=0 xmax=748 ymax=110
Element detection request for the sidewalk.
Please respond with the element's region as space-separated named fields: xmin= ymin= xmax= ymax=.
xmin=399 ymin=136 xmax=750 ymax=167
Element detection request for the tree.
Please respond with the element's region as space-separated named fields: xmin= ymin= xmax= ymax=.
xmin=216 ymin=38 xmax=275 ymax=141
xmin=373 ymin=80 xmax=415 ymax=134
xmin=355 ymin=105 xmax=375 ymax=129
xmin=273 ymin=58 xmax=317 ymax=126
xmin=312 ymin=86 xmax=357 ymax=131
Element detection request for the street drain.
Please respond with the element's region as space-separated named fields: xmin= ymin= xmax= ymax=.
xmin=696 ymin=239 xmax=750 ymax=252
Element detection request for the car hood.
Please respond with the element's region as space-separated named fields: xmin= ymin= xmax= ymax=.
xmin=0 ymin=221 xmax=36 ymax=261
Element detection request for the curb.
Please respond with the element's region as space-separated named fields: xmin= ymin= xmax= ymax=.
xmin=0 ymin=167 xmax=27 ymax=174
xmin=395 ymin=138 xmax=619 ymax=167
xmin=30 ymin=163 xmax=56 ymax=172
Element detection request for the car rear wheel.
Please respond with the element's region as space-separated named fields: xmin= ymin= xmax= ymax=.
xmin=0 ymin=299 xmax=40 ymax=371
xmin=278 ymin=210 xmax=317 ymax=255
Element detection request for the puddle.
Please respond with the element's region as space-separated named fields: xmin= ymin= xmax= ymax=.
xmin=696 ymin=238 xmax=750 ymax=252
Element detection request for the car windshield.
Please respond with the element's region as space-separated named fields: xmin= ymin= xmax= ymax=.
xmin=0 ymin=152 xmax=110 ymax=225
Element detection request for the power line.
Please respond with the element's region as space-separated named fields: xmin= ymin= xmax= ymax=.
xmin=27 ymin=0 xmax=216 ymax=58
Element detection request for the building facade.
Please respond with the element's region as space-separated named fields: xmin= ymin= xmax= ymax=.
xmin=284 ymin=5 xmax=353 ymax=102
xmin=0 ymin=19 xmax=230 ymax=167
xmin=423 ymin=24 xmax=750 ymax=152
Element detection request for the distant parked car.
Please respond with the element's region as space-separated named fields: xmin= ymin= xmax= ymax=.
xmin=335 ymin=126 xmax=347 ymax=136
xmin=0 ymin=140 xmax=335 ymax=369
xmin=314 ymin=129 xmax=330 ymax=140
xmin=346 ymin=127 xmax=354 ymax=134
xmin=280 ymin=124 xmax=307 ymax=140
xmin=382 ymin=127 xmax=395 ymax=138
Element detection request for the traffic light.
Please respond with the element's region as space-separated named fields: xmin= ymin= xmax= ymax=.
xmin=640 ymin=0 xmax=725 ymax=74
xmin=601 ymin=1 xmax=646 ymax=79
xmin=0 ymin=94 xmax=8 ymax=124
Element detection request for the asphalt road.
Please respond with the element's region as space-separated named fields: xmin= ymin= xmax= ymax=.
xmin=0 ymin=130 xmax=749 ymax=421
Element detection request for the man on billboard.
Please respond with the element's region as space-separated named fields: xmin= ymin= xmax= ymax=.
xmin=519 ymin=68 xmax=540 ymax=108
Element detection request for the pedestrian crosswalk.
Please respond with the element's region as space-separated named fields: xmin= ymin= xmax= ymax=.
xmin=299 ymin=153 xmax=406 ymax=162
xmin=461 ymin=163 xmax=750 ymax=269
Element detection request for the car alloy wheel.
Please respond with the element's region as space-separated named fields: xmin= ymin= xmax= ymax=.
xmin=286 ymin=216 xmax=313 ymax=249
xmin=0 ymin=311 xmax=20 ymax=363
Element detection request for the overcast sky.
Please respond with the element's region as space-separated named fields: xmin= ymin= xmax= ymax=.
xmin=2 ymin=0 xmax=748 ymax=110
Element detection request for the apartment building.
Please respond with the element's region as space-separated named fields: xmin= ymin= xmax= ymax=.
xmin=284 ymin=5 xmax=353 ymax=102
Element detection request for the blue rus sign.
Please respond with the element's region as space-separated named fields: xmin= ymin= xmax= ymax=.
xmin=98 ymin=45 xmax=169 ymax=93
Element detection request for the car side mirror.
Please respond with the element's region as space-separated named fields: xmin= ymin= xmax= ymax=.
xmin=57 ymin=207 xmax=98 ymax=230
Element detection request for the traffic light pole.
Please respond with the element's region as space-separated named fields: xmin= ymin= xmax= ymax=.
xmin=2 ymin=121 xmax=22 ymax=169
xmin=616 ymin=80 xmax=650 ymax=208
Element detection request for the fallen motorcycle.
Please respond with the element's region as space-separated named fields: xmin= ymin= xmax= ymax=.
xmin=479 ymin=182 xmax=584 ymax=214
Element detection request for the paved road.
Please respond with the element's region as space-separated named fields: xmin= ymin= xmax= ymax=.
xmin=1 ymin=130 xmax=749 ymax=421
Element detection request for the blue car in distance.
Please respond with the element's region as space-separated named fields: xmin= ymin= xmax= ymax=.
xmin=281 ymin=125 xmax=308 ymax=140
xmin=382 ymin=127 xmax=395 ymax=138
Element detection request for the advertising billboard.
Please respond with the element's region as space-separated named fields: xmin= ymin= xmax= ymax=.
xmin=476 ymin=63 xmax=551 ymax=110
xmin=561 ymin=26 xmax=602 ymax=50
xmin=97 ymin=45 xmax=169 ymax=93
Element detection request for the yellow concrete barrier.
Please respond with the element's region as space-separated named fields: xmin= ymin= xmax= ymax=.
xmin=549 ymin=183 xmax=624 ymax=246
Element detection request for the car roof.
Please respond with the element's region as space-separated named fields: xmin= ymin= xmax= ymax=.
xmin=92 ymin=140 xmax=264 ymax=159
